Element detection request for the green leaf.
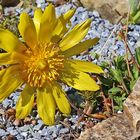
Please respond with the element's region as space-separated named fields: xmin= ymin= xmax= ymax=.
xmin=132 ymin=64 xmax=139 ymax=80
xmin=99 ymin=76 xmax=113 ymax=87
xmin=129 ymin=0 xmax=140 ymax=16
xmin=114 ymin=56 xmax=124 ymax=67
xmin=90 ymin=52 xmax=100 ymax=60
xmin=133 ymin=11 xmax=140 ymax=23
xmin=136 ymin=47 xmax=140 ymax=65
xmin=114 ymin=106 xmax=122 ymax=111
xmin=109 ymin=69 xmax=123 ymax=82
xmin=130 ymin=80 xmax=137 ymax=90
xmin=109 ymin=87 xmax=122 ymax=94
xmin=100 ymin=61 xmax=109 ymax=69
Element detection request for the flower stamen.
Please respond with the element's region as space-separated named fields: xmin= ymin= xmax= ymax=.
xmin=19 ymin=42 xmax=64 ymax=87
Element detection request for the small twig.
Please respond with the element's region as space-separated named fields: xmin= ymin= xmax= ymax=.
xmin=121 ymin=79 xmax=129 ymax=94
xmin=111 ymin=98 xmax=114 ymax=115
xmin=100 ymin=92 xmax=111 ymax=114
xmin=124 ymin=9 xmax=133 ymax=79
xmin=97 ymin=15 xmax=125 ymax=55
xmin=121 ymin=32 xmax=140 ymax=72
xmin=97 ymin=26 xmax=117 ymax=55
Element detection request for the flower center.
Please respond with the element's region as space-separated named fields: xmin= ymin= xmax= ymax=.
xmin=20 ymin=42 xmax=64 ymax=88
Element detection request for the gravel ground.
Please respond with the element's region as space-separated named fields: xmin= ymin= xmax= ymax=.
xmin=1 ymin=0 xmax=140 ymax=140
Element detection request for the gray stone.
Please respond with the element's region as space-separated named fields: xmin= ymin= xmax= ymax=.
xmin=80 ymin=11 xmax=89 ymax=20
xmin=19 ymin=125 xmax=29 ymax=132
xmin=52 ymin=132 xmax=58 ymax=139
xmin=69 ymin=115 xmax=78 ymax=124
xmin=32 ymin=132 xmax=41 ymax=139
xmin=76 ymin=7 xmax=86 ymax=13
xmin=101 ymin=30 xmax=110 ymax=38
xmin=2 ymin=99 xmax=10 ymax=108
xmin=71 ymin=125 xmax=76 ymax=130
xmin=9 ymin=130 xmax=19 ymax=136
xmin=0 ymin=129 xmax=7 ymax=136
xmin=59 ymin=128 xmax=69 ymax=134
xmin=42 ymin=138 xmax=51 ymax=140
xmin=55 ymin=138 xmax=62 ymax=140
xmin=7 ymin=127 xmax=14 ymax=132
xmin=40 ymin=127 xmax=48 ymax=136
xmin=21 ymin=132 xmax=28 ymax=137
xmin=56 ymin=124 xmax=63 ymax=130
xmin=47 ymin=126 xmax=57 ymax=135
xmin=36 ymin=0 xmax=45 ymax=7
xmin=60 ymin=4 xmax=73 ymax=14
xmin=33 ymin=120 xmax=44 ymax=131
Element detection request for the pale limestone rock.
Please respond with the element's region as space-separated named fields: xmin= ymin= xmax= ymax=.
xmin=79 ymin=0 xmax=129 ymax=23
xmin=78 ymin=114 xmax=135 ymax=140
xmin=123 ymin=78 xmax=140 ymax=132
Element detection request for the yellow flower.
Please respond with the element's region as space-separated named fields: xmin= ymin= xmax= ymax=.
xmin=0 ymin=4 xmax=103 ymax=125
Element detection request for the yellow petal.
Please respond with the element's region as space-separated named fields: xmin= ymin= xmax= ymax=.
xmin=0 ymin=68 xmax=6 ymax=81
xmin=51 ymin=16 xmax=67 ymax=42
xmin=33 ymin=8 xmax=42 ymax=36
xmin=16 ymin=85 xmax=34 ymax=119
xmin=59 ymin=19 xmax=91 ymax=51
xmin=63 ymin=9 xmax=75 ymax=22
xmin=0 ymin=65 xmax=20 ymax=84
xmin=60 ymin=68 xmax=99 ymax=91
xmin=0 ymin=52 xmax=19 ymax=65
xmin=52 ymin=83 xmax=71 ymax=114
xmin=0 ymin=28 xmax=25 ymax=52
xmin=18 ymin=12 xmax=37 ymax=49
xmin=39 ymin=4 xmax=57 ymax=43
xmin=37 ymin=87 xmax=56 ymax=125
xmin=0 ymin=66 xmax=22 ymax=102
xmin=65 ymin=60 xmax=104 ymax=74
xmin=11 ymin=51 xmax=28 ymax=64
xmin=62 ymin=38 xmax=99 ymax=57
xmin=52 ymin=9 xmax=75 ymax=39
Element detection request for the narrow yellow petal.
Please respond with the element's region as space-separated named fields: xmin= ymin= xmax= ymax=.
xmin=65 ymin=60 xmax=104 ymax=74
xmin=52 ymin=83 xmax=71 ymax=114
xmin=0 ymin=66 xmax=23 ymax=102
xmin=62 ymin=38 xmax=99 ymax=57
xmin=18 ymin=12 xmax=37 ymax=49
xmin=0 ymin=65 xmax=21 ymax=84
xmin=52 ymin=9 xmax=75 ymax=39
xmin=51 ymin=16 xmax=67 ymax=42
xmin=63 ymin=9 xmax=76 ymax=22
xmin=0 ymin=52 xmax=19 ymax=65
xmin=37 ymin=88 xmax=56 ymax=125
xmin=60 ymin=69 xmax=99 ymax=91
xmin=16 ymin=85 xmax=34 ymax=119
xmin=0 ymin=28 xmax=25 ymax=52
xmin=39 ymin=4 xmax=57 ymax=43
xmin=0 ymin=68 xmax=6 ymax=82
xmin=33 ymin=8 xmax=42 ymax=36
xmin=59 ymin=19 xmax=91 ymax=51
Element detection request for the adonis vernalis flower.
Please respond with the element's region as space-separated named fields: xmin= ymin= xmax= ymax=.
xmin=0 ymin=4 xmax=103 ymax=125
